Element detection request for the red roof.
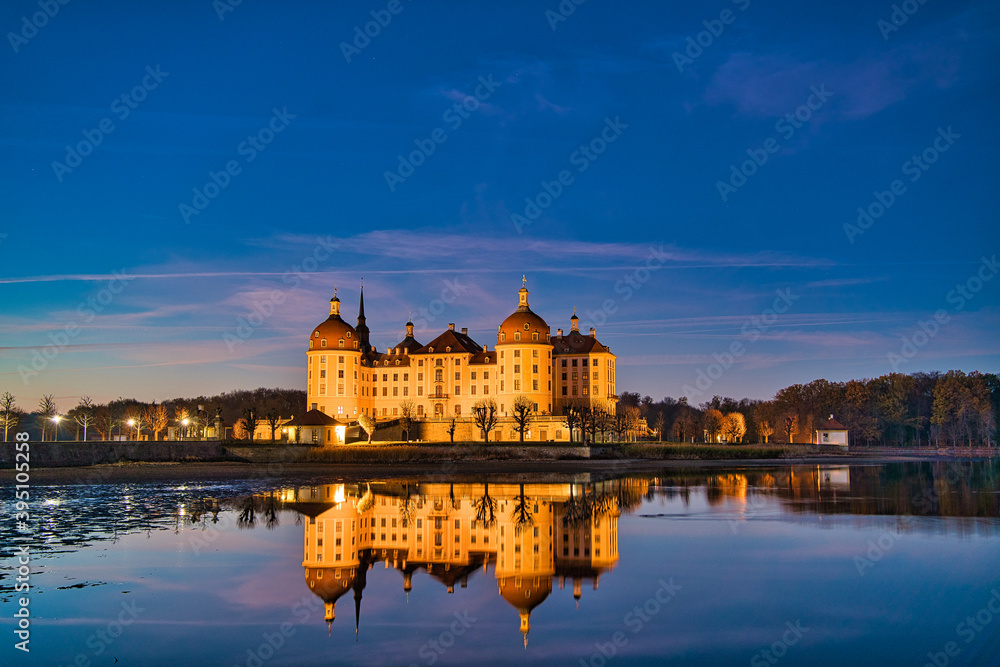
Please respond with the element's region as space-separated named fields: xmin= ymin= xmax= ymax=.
xmin=817 ymin=417 xmax=847 ymax=430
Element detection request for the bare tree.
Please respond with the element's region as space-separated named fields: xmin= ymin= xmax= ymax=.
xmin=1 ymin=392 xmax=23 ymax=442
xmin=264 ymin=409 xmax=281 ymax=443
xmin=472 ymin=399 xmax=498 ymax=443
xmin=241 ymin=405 xmax=258 ymax=442
xmin=123 ymin=407 xmax=146 ymax=440
xmin=562 ymin=402 xmax=581 ymax=443
xmin=702 ymin=408 xmax=724 ymax=443
xmin=593 ymin=403 xmax=614 ymax=443
xmin=510 ymin=395 xmax=534 ymax=442
xmin=757 ymin=419 xmax=774 ymax=443
xmin=71 ymin=396 xmax=95 ymax=441
xmin=723 ymin=412 xmax=747 ymax=444
xmin=652 ymin=412 xmax=665 ymax=443
xmin=625 ymin=406 xmax=643 ymax=442
xmin=399 ymin=400 xmax=416 ymax=443
xmin=175 ymin=406 xmax=192 ymax=438
xmin=146 ymin=404 xmax=168 ymax=441
xmin=38 ymin=394 xmax=57 ymax=441
xmin=446 ymin=418 xmax=457 ymax=444
xmin=782 ymin=414 xmax=799 ymax=444
xmin=358 ymin=412 xmax=376 ymax=444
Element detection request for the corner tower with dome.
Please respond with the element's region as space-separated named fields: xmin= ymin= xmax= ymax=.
xmin=304 ymin=278 xmax=618 ymax=443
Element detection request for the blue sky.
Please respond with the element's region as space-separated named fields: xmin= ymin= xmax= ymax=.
xmin=1 ymin=0 xmax=998 ymax=409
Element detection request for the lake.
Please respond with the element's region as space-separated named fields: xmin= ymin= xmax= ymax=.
xmin=2 ymin=460 xmax=999 ymax=666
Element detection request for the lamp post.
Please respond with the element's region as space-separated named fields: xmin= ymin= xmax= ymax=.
xmin=51 ymin=415 xmax=61 ymax=442
xmin=181 ymin=418 xmax=189 ymax=440
xmin=127 ymin=419 xmax=137 ymax=441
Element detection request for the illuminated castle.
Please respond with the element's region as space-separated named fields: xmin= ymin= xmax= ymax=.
xmin=304 ymin=279 xmax=617 ymax=442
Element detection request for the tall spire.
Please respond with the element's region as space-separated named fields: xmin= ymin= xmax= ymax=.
xmin=356 ymin=280 xmax=371 ymax=353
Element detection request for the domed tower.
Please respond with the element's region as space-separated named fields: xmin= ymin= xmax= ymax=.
xmin=496 ymin=277 xmax=554 ymax=417
xmin=306 ymin=286 xmax=364 ymax=419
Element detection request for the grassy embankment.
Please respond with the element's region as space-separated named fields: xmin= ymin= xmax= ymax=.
xmin=296 ymin=441 xmax=817 ymax=463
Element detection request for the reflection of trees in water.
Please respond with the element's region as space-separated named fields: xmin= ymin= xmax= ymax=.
xmin=510 ymin=483 xmax=533 ymax=536
xmin=473 ymin=483 xmax=497 ymax=527
xmin=399 ymin=484 xmax=417 ymax=526
xmin=237 ymin=496 xmax=259 ymax=530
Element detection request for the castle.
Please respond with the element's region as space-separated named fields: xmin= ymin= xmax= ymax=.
xmin=303 ymin=278 xmax=618 ymax=442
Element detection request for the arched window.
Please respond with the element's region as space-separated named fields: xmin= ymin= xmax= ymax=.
xmin=321 ymin=339 xmax=327 ymax=348
xmin=338 ymin=339 xmax=344 ymax=348
xmin=514 ymin=332 xmax=521 ymax=341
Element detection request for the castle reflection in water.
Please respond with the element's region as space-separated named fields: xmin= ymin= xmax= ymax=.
xmin=222 ymin=462 xmax=997 ymax=646
xmin=277 ymin=479 xmax=641 ymax=647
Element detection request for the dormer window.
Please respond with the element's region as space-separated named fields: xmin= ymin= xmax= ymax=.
xmin=314 ymin=331 xmax=319 ymax=337
xmin=321 ymin=339 xmax=327 ymax=348
xmin=446 ymin=346 xmax=451 ymax=352
xmin=346 ymin=331 xmax=351 ymax=338
xmin=500 ymin=333 xmax=506 ymax=342
xmin=338 ymin=339 xmax=344 ymax=348
xmin=524 ymin=323 xmax=530 ymax=330
xmin=514 ymin=332 xmax=521 ymax=341
xmin=309 ymin=340 xmax=314 ymax=349
xmin=532 ymin=333 xmax=538 ymax=341
xmin=429 ymin=347 xmax=434 ymax=352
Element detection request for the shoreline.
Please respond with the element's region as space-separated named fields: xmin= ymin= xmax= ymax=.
xmin=2 ymin=453 xmax=994 ymax=484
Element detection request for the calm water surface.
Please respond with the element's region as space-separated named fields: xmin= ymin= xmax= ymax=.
xmin=2 ymin=461 xmax=999 ymax=666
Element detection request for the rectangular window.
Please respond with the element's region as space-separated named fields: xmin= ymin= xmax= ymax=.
xmin=455 ymin=372 xmax=460 ymax=380
xmin=514 ymin=350 xmax=520 ymax=357
xmin=403 ymin=387 xmax=409 ymax=396
xmin=532 ymin=364 xmax=538 ymax=374
xmin=484 ymin=371 xmax=489 ymax=380
xmin=484 ymin=385 xmax=489 ymax=394
xmin=393 ymin=373 xmax=398 ymax=381
xmin=572 ymin=359 xmax=578 ymax=367
xmin=532 ymin=350 xmax=538 ymax=358
xmin=418 ymin=373 xmax=423 ymax=381
xmin=471 ymin=386 xmax=476 ymax=395
xmin=382 ymin=387 xmax=387 ymax=396
xmin=471 ymin=371 xmax=477 ymax=380
xmin=514 ymin=365 xmax=520 ymax=374
xmin=393 ymin=387 xmax=398 ymax=396
xmin=533 ymin=380 xmax=538 ymax=391
xmin=455 ymin=386 xmax=460 ymax=396
xmin=562 ymin=387 xmax=567 ymax=396
xmin=514 ymin=379 xmax=520 ymax=391
xmin=321 ymin=356 xmax=327 ymax=364
xmin=418 ymin=387 xmax=423 ymax=396
xmin=403 ymin=373 xmax=408 ymax=381
xmin=583 ymin=386 xmax=588 ymax=395
xmin=339 ymin=369 xmax=345 ymax=378
xmin=582 ymin=359 xmax=588 ymax=366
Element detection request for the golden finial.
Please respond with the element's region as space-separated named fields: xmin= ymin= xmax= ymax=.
xmin=334 ymin=284 xmax=338 ymax=297
xmin=522 ymin=274 xmax=526 ymax=288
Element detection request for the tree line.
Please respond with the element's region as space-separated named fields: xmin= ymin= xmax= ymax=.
xmin=0 ymin=388 xmax=304 ymax=442
xmin=621 ymin=370 xmax=998 ymax=447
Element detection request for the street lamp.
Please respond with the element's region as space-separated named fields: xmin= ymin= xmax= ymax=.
xmin=127 ymin=418 xmax=137 ymax=440
xmin=181 ymin=418 xmax=189 ymax=440
xmin=51 ymin=415 xmax=61 ymax=442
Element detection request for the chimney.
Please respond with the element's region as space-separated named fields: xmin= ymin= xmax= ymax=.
xmin=589 ymin=327 xmax=596 ymax=337
xmin=448 ymin=323 xmax=455 ymax=331
xmin=461 ymin=327 xmax=468 ymax=335
xmin=557 ymin=328 xmax=563 ymax=336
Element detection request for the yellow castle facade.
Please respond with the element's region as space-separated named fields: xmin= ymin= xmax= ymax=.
xmin=305 ymin=279 xmax=617 ymax=440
